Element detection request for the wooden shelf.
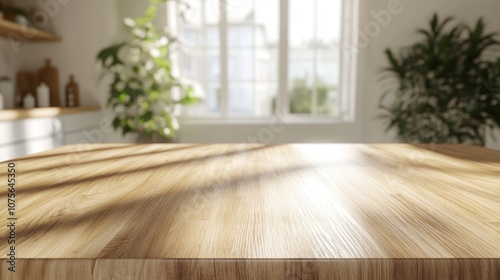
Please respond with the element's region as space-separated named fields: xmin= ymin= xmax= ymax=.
xmin=0 ymin=106 xmax=101 ymax=121
xmin=0 ymin=18 xmax=60 ymax=42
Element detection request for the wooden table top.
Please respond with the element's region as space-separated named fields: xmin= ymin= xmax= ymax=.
xmin=1 ymin=144 xmax=499 ymax=279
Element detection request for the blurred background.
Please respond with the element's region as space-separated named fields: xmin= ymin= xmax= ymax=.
xmin=0 ymin=0 xmax=499 ymax=161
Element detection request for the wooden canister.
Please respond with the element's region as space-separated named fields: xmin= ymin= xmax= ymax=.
xmin=38 ymin=59 xmax=60 ymax=107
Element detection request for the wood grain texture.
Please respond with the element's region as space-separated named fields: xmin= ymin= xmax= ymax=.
xmin=0 ymin=144 xmax=499 ymax=279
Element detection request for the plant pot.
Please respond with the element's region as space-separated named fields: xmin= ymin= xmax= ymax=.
xmin=136 ymin=133 xmax=178 ymax=144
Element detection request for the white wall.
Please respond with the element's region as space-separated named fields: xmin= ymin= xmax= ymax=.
xmin=0 ymin=41 xmax=19 ymax=89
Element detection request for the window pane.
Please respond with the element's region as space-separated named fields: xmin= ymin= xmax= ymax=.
xmin=179 ymin=0 xmax=348 ymax=119
xmin=289 ymin=50 xmax=314 ymax=114
xmin=228 ymin=50 xmax=254 ymax=81
xmin=289 ymin=51 xmax=314 ymax=84
xmin=316 ymin=87 xmax=339 ymax=116
xmin=205 ymin=0 xmax=221 ymax=24
xmin=316 ymin=49 xmax=340 ymax=116
xmin=229 ymin=83 xmax=254 ymax=115
xmin=206 ymin=83 xmax=222 ymax=114
xmin=317 ymin=0 xmax=342 ymax=46
xmin=289 ymin=0 xmax=342 ymax=116
xmin=181 ymin=28 xmax=218 ymax=48
xmin=255 ymin=0 xmax=279 ymax=47
xmin=181 ymin=48 xmax=202 ymax=80
xmin=181 ymin=0 xmax=280 ymax=117
xmin=226 ymin=0 xmax=254 ymax=23
xmin=224 ymin=0 xmax=279 ymax=48
xmin=255 ymin=48 xmax=278 ymax=82
xmin=183 ymin=0 xmax=202 ymax=25
xmin=182 ymin=83 xmax=221 ymax=116
xmin=255 ymin=83 xmax=277 ymax=116
xmin=289 ymin=0 xmax=314 ymax=48
xmin=206 ymin=50 xmax=221 ymax=81
xmin=226 ymin=0 xmax=279 ymax=116
xmin=206 ymin=27 xmax=220 ymax=48
xmin=182 ymin=29 xmax=199 ymax=47
xmin=316 ymin=49 xmax=340 ymax=86
xmin=289 ymin=79 xmax=312 ymax=114
xmin=229 ymin=26 xmax=253 ymax=47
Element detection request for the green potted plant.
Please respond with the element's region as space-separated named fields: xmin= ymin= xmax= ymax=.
xmin=97 ymin=0 xmax=202 ymax=142
xmin=380 ymin=14 xmax=500 ymax=146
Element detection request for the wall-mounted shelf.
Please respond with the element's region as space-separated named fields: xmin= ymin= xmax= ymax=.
xmin=0 ymin=18 xmax=60 ymax=42
xmin=0 ymin=106 xmax=101 ymax=122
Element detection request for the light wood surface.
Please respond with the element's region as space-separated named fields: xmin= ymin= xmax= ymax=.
xmin=0 ymin=106 xmax=101 ymax=122
xmin=0 ymin=19 xmax=60 ymax=42
xmin=0 ymin=144 xmax=499 ymax=279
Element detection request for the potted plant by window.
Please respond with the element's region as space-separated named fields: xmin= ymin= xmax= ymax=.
xmin=380 ymin=14 xmax=500 ymax=146
xmin=97 ymin=0 xmax=202 ymax=142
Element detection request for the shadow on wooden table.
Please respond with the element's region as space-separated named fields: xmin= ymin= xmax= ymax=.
xmin=14 ymin=144 xmax=208 ymax=174
xmin=414 ymin=144 xmax=500 ymax=163
xmin=2 ymin=145 xmax=311 ymax=256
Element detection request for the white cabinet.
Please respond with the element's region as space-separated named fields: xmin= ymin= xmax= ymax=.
xmin=0 ymin=110 xmax=104 ymax=161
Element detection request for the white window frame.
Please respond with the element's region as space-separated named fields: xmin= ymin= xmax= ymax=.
xmin=167 ymin=0 xmax=359 ymax=125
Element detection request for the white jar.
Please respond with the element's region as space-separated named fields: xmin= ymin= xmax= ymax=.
xmin=0 ymin=78 xmax=14 ymax=109
xmin=37 ymin=83 xmax=51 ymax=107
xmin=23 ymin=93 xmax=35 ymax=109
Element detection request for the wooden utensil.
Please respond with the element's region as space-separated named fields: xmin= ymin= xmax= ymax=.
xmin=38 ymin=59 xmax=60 ymax=107
xmin=65 ymin=75 xmax=80 ymax=107
xmin=15 ymin=72 xmax=38 ymax=107
xmin=1 ymin=0 xmax=17 ymax=22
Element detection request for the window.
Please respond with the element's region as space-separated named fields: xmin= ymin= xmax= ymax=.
xmin=169 ymin=0 xmax=358 ymax=122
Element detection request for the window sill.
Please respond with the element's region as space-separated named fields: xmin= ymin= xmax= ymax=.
xmin=178 ymin=115 xmax=353 ymax=125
